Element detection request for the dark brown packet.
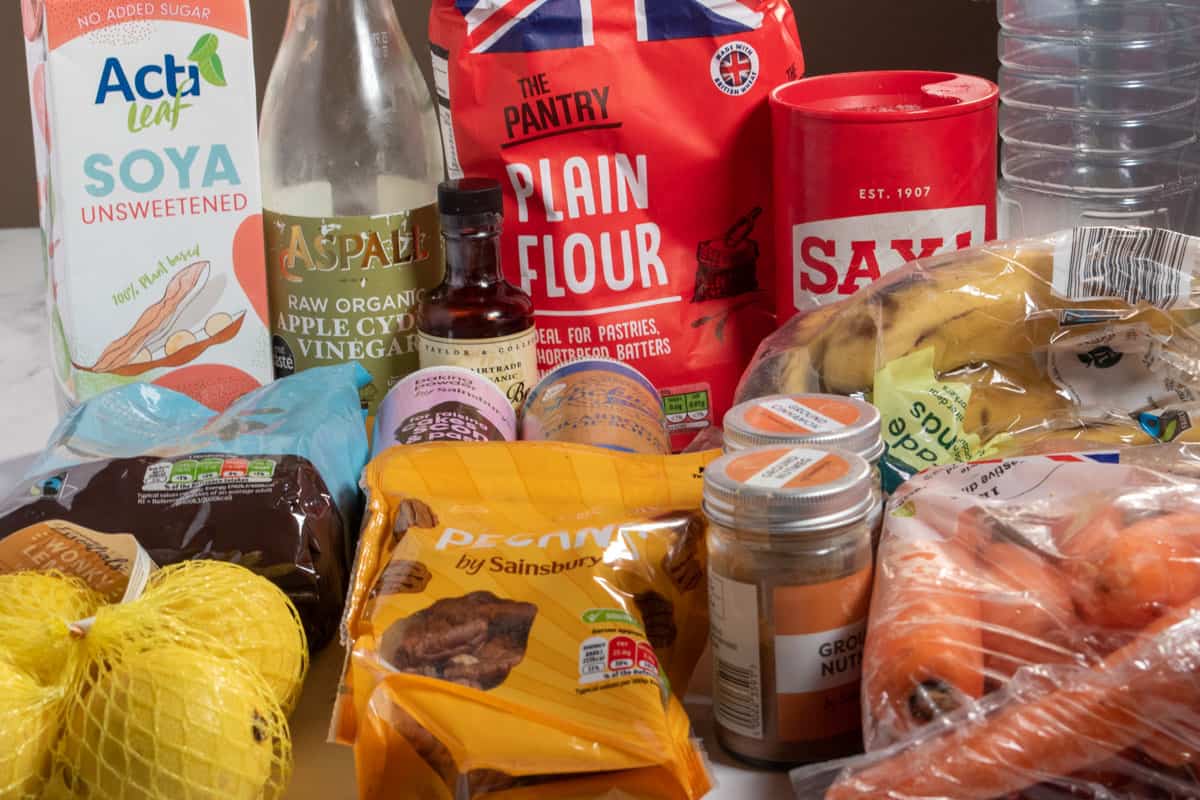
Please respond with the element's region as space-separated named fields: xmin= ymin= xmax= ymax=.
xmin=0 ymin=454 xmax=349 ymax=650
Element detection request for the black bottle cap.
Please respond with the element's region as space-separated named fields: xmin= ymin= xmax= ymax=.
xmin=438 ymin=178 xmax=503 ymax=216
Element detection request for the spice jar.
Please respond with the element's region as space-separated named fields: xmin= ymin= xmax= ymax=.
xmin=703 ymin=445 xmax=877 ymax=766
xmin=723 ymin=394 xmax=883 ymax=463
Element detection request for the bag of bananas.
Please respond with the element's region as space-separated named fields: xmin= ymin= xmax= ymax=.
xmin=737 ymin=227 xmax=1200 ymax=487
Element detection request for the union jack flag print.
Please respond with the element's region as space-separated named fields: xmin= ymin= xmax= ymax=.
xmin=458 ymin=0 xmax=765 ymax=53
xmin=718 ymin=47 xmax=753 ymax=88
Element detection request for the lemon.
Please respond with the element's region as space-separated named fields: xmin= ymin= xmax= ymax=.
xmin=0 ymin=572 xmax=98 ymax=686
xmin=0 ymin=657 xmax=61 ymax=797
xmin=57 ymin=644 xmax=284 ymax=800
xmin=142 ymin=561 xmax=308 ymax=711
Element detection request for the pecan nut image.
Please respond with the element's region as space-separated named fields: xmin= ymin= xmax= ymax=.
xmin=371 ymin=560 xmax=432 ymax=598
xmin=381 ymin=591 xmax=537 ymax=691
xmin=392 ymin=498 xmax=439 ymax=543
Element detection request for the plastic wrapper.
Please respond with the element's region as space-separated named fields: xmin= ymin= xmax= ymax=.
xmin=336 ymin=442 xmax=718 ymax=799
xmin=793 ymin=451 xmax=1200 ymax=799
xmin=0 ymin=363 xmax=370 ymax=648
xmin=735 ymin=227 xmax=1200 ymax=488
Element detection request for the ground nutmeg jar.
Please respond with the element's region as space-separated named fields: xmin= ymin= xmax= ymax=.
xmin=703 ymin=445 xmax=877 ymax=766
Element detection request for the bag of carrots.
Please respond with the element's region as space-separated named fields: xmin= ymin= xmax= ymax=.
xmin=793 ymin=449 xmax=1200 ymax=799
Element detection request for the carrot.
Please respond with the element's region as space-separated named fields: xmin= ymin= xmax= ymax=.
xmin=826 ymin=596 xmax=1200 ymax=800
xmin=1065 ymin=512 xmax=1200 ymax=629
xmin=977 ymin=541 xmax=1079 ymax=681
xmin=862 ymin=533 xmax=985 ymax=749
xmin=1140 ymin=728 xmax=1199 ymax=768
xmin=1056 ymin=503 xmax=1124 ymax=559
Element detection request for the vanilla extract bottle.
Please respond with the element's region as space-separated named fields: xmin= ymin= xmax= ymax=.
xmin=417 ymin=179 xmax=538 ymax=409
xmin=259 ymin=0 xmax=444 ymax=425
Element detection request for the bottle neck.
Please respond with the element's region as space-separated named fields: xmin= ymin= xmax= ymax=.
xmin=443 ymin=220 xmax=503 ymax=288
xmin=284 ymin=0 xmax=403 ymax=47
xmin=288 ymin=0 xmax=399 ymax=24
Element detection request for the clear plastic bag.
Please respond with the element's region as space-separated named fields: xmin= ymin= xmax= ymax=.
xmin=794 ymin=452 xmax=1200 ymax=799
xmin=734 ymin=227 xmax=1200 ymax=489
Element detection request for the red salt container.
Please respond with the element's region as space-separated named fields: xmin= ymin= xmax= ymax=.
xmin=770 ymin=71 xmax=998 ymax=320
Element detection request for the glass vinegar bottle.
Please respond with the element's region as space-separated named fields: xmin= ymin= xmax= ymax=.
xmin=259 ymin=0 xmax=444 ymax=424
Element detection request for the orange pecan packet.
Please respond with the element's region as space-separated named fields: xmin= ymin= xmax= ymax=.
xmin=334 ymin=442 xmax=719 ymax=799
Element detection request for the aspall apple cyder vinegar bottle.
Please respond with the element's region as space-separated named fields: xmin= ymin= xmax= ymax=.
xmin=259 ymin=0 xmax=444 ymax=425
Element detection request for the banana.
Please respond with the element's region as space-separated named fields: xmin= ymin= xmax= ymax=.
xmin=734 ymin=303 xmax=840 ymax=400
xmin=949 ymin=360 xmax=1072 ymax=442
xmin=777 ymin=243 xmax=1200 ymax=393
xmin=990 ymin=421 xmax=1157 ymax=456
xmin=739 ymin=238 xmax=1200 ymax=461
xmin=814 ymin=247 xmax=1057 ymax=393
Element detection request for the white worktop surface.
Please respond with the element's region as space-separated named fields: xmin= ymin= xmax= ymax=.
xmin=0 ymin=226 xmax=795 ymax=800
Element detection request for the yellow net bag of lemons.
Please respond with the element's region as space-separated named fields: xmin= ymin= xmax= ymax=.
xmin=0 ymin=561 xmax=307 ymax=799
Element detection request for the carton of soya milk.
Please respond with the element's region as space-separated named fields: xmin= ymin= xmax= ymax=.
xmin=22 ymin=1 xmax=272 ymax=412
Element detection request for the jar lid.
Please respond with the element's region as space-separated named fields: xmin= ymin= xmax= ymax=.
xmin=723 ymin=394 xmax=884 ymax=462
xmin=703 ymin=445 xmax=875 ymax=533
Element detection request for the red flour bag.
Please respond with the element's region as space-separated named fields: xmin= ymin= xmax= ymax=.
xmin=430 ymin=0 xmax=804 ymax=449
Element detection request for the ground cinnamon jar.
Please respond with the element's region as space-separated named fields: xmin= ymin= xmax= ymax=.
xmin=723 ymin=394 xmax=883 ymax=466
xmin=703 ymin=445 xmax=877 ymax=766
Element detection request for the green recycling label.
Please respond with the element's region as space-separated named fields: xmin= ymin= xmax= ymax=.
xmin=264 ymin=205 xmax=443 ymax=421
xmin=582 ymin=608 xmax=641 ymax=626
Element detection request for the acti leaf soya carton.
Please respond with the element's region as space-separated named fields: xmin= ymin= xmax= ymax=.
xmin=430 ymin=0 xmax=804 ymax=450
xmin=23 ymin=1 xmax=272 ymax=412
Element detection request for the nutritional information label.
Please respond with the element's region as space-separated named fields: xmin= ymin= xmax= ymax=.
xmin=142 ymin=456 xmax=277 ymax=491
xmin=577 ymin=634 xmax=660 ymax=685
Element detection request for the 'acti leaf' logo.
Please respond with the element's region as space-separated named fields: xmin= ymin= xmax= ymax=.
xmin=188 ymin=33 xmax=227 ymax=87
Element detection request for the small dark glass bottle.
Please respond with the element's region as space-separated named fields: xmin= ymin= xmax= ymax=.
xmin=417 ymin=178 xmax=538 ymax=409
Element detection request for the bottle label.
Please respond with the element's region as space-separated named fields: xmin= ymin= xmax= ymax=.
xmin=725 ymin=447 xmax=851 ymax=489
xmin=744 ymin=396 xmax=858 ymax=434
xmin=418 ymin=328 xmax=539 ymax=409
xmin=772 ymin=566 xmax=872 ymax=742
xmin=263 ymin=205 xmax=443 ymax=421
xmin=709 ymin=571 xmax=764 ymax=740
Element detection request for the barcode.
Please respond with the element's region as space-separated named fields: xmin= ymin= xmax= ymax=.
xmin=715 ymin=657 xmax=762 ymax=738
xmin=429 ymin=43 xmax=463 ymax=179
xmin=1055 ymin=227 xmax=1196 ymax=309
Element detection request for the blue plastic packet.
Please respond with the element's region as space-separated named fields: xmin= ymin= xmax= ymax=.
xmin=2 ymin=363 xmax=370 ymax=648
xmin=25 ymin=363 xmax=370 ymax=523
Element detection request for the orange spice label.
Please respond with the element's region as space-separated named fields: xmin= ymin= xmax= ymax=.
xmin=743 ymin=396 xmax=860 ymax=434
xmin=725 ymin=447 xmax=851 ymax=488
xmin=773 ymin=566 xmax=873 ymax=742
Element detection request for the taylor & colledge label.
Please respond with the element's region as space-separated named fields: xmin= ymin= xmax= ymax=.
xmin=418 ymin=328 xmax=539 ymax=409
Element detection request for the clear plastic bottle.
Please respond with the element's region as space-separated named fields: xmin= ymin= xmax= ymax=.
xmin=260 ymin=0 xmax=445 ymax=424
xmin=998 ymin=0 xmax=1200 ymax=237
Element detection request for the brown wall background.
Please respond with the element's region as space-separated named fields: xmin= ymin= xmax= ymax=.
xmin=0 ymin=0 xmax=998 ymax=229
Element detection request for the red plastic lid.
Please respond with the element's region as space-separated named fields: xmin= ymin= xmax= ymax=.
xmin=770 ymin=70 xmax=998 ymax=122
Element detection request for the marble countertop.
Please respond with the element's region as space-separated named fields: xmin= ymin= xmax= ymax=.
xmin=0 ymin=227 xmax=59 ymax=489
xmin=0 ymin=226 xmax=796 ymax=800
